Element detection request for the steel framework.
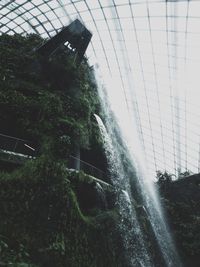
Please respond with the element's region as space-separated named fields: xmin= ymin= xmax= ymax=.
xmin=1 ymin=0 xmax=200 ymax=178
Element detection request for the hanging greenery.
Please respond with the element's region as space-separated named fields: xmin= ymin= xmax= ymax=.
xmin=0 ymin=33 xmax=101 ymax=159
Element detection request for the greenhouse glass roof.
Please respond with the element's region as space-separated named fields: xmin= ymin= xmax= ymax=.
xmin=1 ymin=0 xmax=200 ymax=177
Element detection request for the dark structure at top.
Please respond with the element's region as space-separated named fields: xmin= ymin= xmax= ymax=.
xmin=37 ymin=19 xmax=92 ymax=64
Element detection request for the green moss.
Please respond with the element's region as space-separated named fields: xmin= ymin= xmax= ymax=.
xmin=0 ymin=33 xmax=101 ymax=158
xmin=0 ymin=33 xmax=125 ymax=266
xmin=0 ymin=158 xmax=124 ymax=267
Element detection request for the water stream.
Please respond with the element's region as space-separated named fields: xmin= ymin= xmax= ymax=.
xmin=94 ymin=113 xmax=152 ymax=267
xmin=94 ymin=79 xmax=182 ymax=266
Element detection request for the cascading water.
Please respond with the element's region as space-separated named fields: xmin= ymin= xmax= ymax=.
xmin=94 ymin=73 xmax=182 ymax=266
xmin=94 ymin=113 xmax=152 ymax=267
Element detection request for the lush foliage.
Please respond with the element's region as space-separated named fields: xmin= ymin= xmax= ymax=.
xmin=0 ymin=34 xmax=126 ymax=266
xmin=157 ymin=171 xmax=200 ymax=266
xmin=0 ymin=33 xmax=101 ymax=158
xmin=0 ymin=157 xmax=124 ymax=267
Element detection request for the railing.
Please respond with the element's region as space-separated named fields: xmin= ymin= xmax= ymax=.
xmin=0 ymin=133 xmax=36 ymax=164
xmin=68 ymin=155 xmax=106 ymax=180
xmin=0 ymin=133 xmax=106 ymax=180
xmin=0 ymin=133 xmax=36 ymax=156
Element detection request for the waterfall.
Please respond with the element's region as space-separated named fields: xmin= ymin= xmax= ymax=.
xmin=94 ymin=77 xmax=182 ymax=266
xmin=94 ymin=113 xmax=152 ymax=267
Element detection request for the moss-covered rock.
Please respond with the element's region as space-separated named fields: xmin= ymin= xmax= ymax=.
xmin=0 ymin=157 xmax=124 ymax=267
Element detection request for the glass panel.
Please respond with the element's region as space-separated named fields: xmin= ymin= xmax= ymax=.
xmin=103 ymin=6 xmax=118 ymax=19
xmin=148 ymin=3 xmax=166 ymax=17
xmin=65 ymin=4 xmax=76 ymax=14
xmin=131 ymin=3 xmax=148 ymax=17
xmin=86 ymin=0 xmax=100 ymax=9
xmin=23 ymin=2 xmax=35 ymax=10
xmin=38 ymin=14 xmax=47 ymax=23
xmin=114 ymin=0 xmax=129 ymax=5
xmin=30 ymin=7 xmax=42 ymax=16
xmin=116 ymin=5 xmax=132 ymax=18
xmin=75 ymin=1 xmax=88 ymax=12
xmin=91 ymin=8 xmax=104 ymax=20
xmin=100 ymin=0 xmax=114 ymax=8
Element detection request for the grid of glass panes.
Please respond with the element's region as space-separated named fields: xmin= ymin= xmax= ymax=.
xmin=1 ymin=0 xmax=200 ymax=178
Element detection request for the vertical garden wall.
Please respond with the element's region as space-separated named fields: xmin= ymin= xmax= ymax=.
xmin=0 ymin=34 xmax=125 ymax=266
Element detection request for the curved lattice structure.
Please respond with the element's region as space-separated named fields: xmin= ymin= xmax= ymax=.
xmin=1 ymin=0 xmax=200 ymax=178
